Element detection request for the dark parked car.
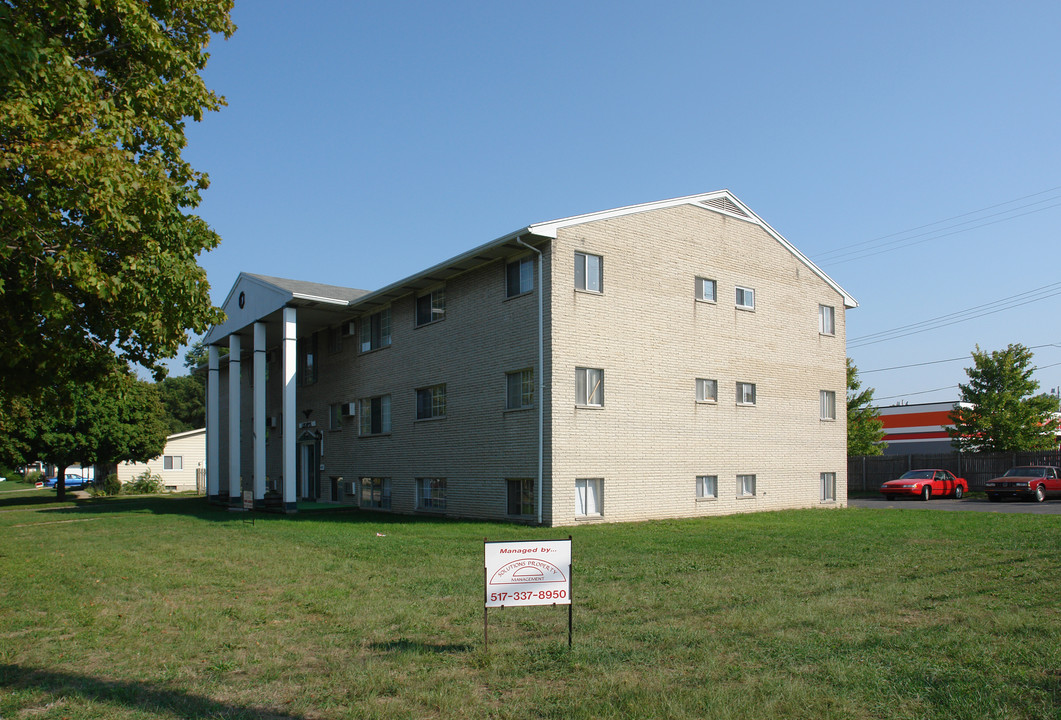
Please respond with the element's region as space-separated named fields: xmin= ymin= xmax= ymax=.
xmin=879 ymin=469 xmax=968 ymax=501
xmin=985 ymin=466 xmax=1061 ymax=502
xmin=44 ymin=473 xmax=91 ymax=490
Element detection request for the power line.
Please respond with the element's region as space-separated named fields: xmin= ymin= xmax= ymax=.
xmin=860 ymin=343 xmax=1061 ymax=374
xmin=812 ymin=185 xmax=1061 ymax=265
xmin=848 ymin=283 xmax=1061 ymax=348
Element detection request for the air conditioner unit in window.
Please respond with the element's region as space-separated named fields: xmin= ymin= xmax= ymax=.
xmin=341 ymin=402 xmax=357 ymax=416
xmin=341 ymin=321 xmax=356 ymax=337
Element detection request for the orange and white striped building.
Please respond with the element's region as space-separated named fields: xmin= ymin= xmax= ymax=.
xmin=877 ymin=402 xmax=970 ymax=455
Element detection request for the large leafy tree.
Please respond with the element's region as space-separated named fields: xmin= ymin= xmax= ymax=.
xmin=847 ymin=358 xmax=886 ymax=456
xmin=5 ymin=368 xmax=168 ymax=501
xmin=948 ymin=343 xmax=1061 ymax=453
xmin=0 ymin=0 xmax=233 ymax=394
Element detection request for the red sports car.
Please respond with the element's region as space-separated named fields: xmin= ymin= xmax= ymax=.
xmin=879 ymin=469 xmax=968 ymax=501
xmin=984 ymin=466 xmax=1061 ymax=502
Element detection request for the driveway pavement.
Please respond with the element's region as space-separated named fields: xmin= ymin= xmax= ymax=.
xmin=849 ymin=496 xmax=1061 ymax=515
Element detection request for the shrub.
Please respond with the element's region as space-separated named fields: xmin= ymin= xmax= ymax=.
xmin=23 ymin=470 xmax=42 ymax=485
xmin=89 ymin=473 xmax=123 ymax=497
xmin=127 ymin=470 xmax=164 ymax=494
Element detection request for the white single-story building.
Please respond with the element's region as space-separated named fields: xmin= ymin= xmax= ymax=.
xmin=117 ymin=428 xmax=206 ymax=492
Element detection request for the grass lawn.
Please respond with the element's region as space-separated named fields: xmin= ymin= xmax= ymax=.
xmin=1 ymin=495 xmax=1059 ymax=719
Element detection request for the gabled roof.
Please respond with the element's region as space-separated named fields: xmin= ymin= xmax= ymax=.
xmin=340 ymin=190 xmax=856 ymax=314
xmin=206 ymin=190 xmax=857 ymax=345
xmin=204 ymin=273 xmax=370 ymax=344
xmin=527 ymin=190 xmax=857 ymax=308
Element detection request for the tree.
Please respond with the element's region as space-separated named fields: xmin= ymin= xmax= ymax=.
xmin=0 ymin=1 xmax=234 ymax=395
xmin=948 ymin=344 xmax=1061 ymax=453
xmin=847 ymin=358 xmax=886 ymax=456
xmin=157 ymin=374 xmax=204 ymax=434
xmin=6 ymin=368 xmax=168 ymax=501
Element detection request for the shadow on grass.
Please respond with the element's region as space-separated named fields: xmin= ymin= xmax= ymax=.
xmin=0 ymin=664 xmax=307 ymax=719
xmin=6 ymin=494 xmax=508 ymax=531
xmin=367 ymin=639 xmax=476 ymax=654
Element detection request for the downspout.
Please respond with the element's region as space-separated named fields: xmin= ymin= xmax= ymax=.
xmin=516 ymin=236 xmax=544 ymax=525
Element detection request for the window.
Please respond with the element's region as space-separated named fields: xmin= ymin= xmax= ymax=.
xmin=574 ymin=252 xmax=603 ymax=292
xmin=820 ymin=390 xmax=836 ymax=420
xmin=328 ymin=326 xmax=342 ymax=354
xmin=506 ymin=257 xmax=534 ymax=297
xmin=576 ymin=367 xmax=604 ymax=406
xmin=819 ymin=304 xmax=835 ymax=335
xmin=695 ymin=277 xmax=717 ymax=302
xmin=696 ymin=378 xmax=718 ymax=403
xmin=736 ymin=382 xmax=756 ymax=406
xmin=697 ymin=475 xmax=718 ymax=499
xmin=328 ymin=403 xmax=343 ymax=430
xmin=359 ymin=395 xmax=391 ymax=435
xmin=821 ymin=472 xmax=836 ymax=502
xmin=416 ymin=288 xmax=446 ymax=326
xmin=735 ymin=286 xmax=755 ymax=309
xmin=738 ymin=474 xmax=756 ymax=497
xmin=575 ymin=478 xmax=603 ymax=517
xmin=417 ymin=478 xmax=447 ymax=510
xmin=507 ymin=478 xmax=535 ymax=516
xmin=507 ymin=369 xmax=534 ymax=410
xmin=299 ymin=333 xmax=318 ymax=385
xmin=360 ymin=477 xmax=391 ymax=509
xmin=416 ymin=384 xmax=446 ymax=420
xmin=163 ymin=455 xmax=182 ymax=471
xmin=360 ymin=308 xmax=391 ymax=352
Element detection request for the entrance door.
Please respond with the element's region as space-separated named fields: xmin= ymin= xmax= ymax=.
xmin=297 ymin=434 xmax=320 ymax=501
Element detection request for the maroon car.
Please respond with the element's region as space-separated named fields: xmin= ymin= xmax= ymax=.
xmin=984 ymin=466 xmax=1061 ymax=502
xmin=879 ymin=469 xmax=968 ymax=501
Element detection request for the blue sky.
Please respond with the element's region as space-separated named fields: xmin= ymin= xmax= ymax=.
xmin=179 ymin=0 xmax=1061 ymax=404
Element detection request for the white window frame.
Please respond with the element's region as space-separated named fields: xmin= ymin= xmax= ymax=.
xmin=360 ymin=477 xmax=391 ymax=509
xmin=506 ymin=257 xmax=534 ymax=298
xmin=819 ymin=304 xmax=835 ymax=335
xmin=163 ymin=455 xmax=182 ymax=471
xmin=735 ymin=286 xmax=755 ymax=310
xmin=416 ymin=384 xmax=446 ymax=420
xmin=575 ymin=478 xmax=603 ymax=517
xmin=820 ymin=390 xmax=836 ymax=421
xmin=359 ymin=394 xmax=391 ymax=436
xmin=695 ymin=277 xmax=717 ymax=303
xmin=738 ymin=474 xmax=757 ymax=498
xmin=416 ymin=478 xmax=447 ymax=510
xmin=576 ymin=367 xmax=604 ymax=407
xmin=506 ymin=369 xmax=534 ymax=410
xmin=696 ymin=378 xmax=718 ymax=403
xmin=574 ymin=251 xmax=603 ymax=293
xmin=415 ymin=288 xmax=446 ymax=327
xmin=821 ymin=472 xmax=836 ymax=502
xmin=696 ymin=475 xmax=718 ymax=499
xmin=736 ymin=382 xmax=756 ymax=406
xmin=359 ymin=307 xmax=391 ymax=353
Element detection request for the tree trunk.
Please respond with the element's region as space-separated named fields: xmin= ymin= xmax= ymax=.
xmin=55 ymin=463 xmax=68 ymax=502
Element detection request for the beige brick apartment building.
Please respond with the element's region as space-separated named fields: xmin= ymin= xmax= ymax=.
xmin=204 ymin=191 xmax=856 ymax=525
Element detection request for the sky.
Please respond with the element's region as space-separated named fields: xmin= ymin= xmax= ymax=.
xmin=177 ymin=0 xmax=1061 ymax=405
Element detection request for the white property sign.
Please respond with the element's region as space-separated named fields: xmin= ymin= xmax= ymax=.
xmin=484 ymin=539 xmax=571 ymax=608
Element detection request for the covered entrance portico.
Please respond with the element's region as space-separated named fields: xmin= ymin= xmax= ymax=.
xmin=203 ymin=273 xmax=369 ymax=512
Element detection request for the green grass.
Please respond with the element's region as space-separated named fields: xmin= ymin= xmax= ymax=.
xmin=1 ymin=496 xmax=1059 ymax=719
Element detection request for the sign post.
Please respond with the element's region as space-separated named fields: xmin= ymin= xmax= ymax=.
xmin=484 ymin=537 xmax=572 ymax=650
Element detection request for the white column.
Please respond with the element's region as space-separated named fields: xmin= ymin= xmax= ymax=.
xmin=253 ymin=322 xmax=267 ymax=507
xmin=282 ymin=307 xmax=297 ymax=512
xmin=207 ymin=344 xmax=220 ymax=501
xmin=228 ymin=333 xmax=241 ymax=503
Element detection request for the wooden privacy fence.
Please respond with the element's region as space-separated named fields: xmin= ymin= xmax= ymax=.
xmin=848 ymin=450 xmax=1061 ymax=492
